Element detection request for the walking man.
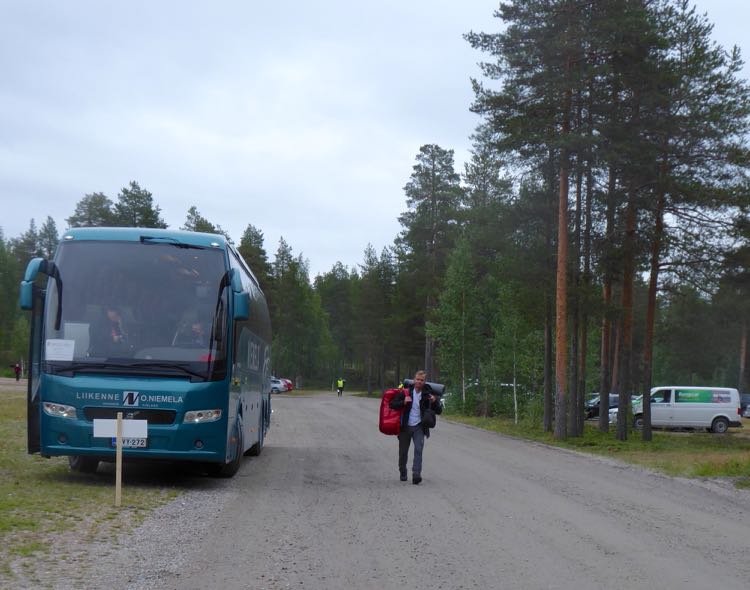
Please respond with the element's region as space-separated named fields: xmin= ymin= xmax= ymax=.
xmin=388 ymin=370 xmax=442 ymax=484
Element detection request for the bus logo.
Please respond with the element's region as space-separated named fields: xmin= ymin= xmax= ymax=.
xmin=123 ymin=391 xmax=141 ymax=406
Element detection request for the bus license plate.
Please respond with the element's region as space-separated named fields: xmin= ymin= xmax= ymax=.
xmin=111 ymin=437 xmax=147 ymax=448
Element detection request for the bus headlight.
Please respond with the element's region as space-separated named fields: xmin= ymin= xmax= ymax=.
xmin=183 ymin=409 xmax=222 ymax=423
xmin=42 ymin=402 xmax=77 ymax=419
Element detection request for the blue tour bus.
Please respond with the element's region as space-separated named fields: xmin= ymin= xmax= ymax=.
xmin=20 ymin=227 xmax=272 ymax=477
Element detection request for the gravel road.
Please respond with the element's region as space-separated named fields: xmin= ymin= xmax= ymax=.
xmin=41 ymin=392 xmax=750 ymax=590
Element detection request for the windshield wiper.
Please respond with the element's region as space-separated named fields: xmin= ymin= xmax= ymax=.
xmin=49 ymin=361 xmax=207 ymax=381
xmin=139 ymin=236 xmax=207 ymax=249
xmin=129 ymin=362 xmax=208 ymax=381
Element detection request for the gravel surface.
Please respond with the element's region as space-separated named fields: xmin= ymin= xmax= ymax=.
xmin=18 ymin=392 xmax=750 ymax=590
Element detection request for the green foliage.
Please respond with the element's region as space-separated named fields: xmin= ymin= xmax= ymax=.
xmin=428 ymin=236 xmax=483 ymax=398
xmin=238 ymin=224 xmax=272 ymax=292
xmin=111 ymin=181 xmax=167 ymax=228
xmin=180 ymin=205 xmax=232 ymax=243
xmin=269 ymin=238 xmax=334 ymax=382
xmin=10 ymin=219 xmax=42 ymax=272
xmin=66 ymin=192 xmax=115 ymax=227
xmin=315 ymin=262 xmax=354 ymax=371
xmin=37 ymin=216 xmax=59 ymax=258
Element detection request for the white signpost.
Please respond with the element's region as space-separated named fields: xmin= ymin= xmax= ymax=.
xmin=93 ymin=415 xmax=148 ymax=507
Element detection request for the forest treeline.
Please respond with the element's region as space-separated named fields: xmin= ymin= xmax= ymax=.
xmin=2 ymin=1 xmax=749 ymax=441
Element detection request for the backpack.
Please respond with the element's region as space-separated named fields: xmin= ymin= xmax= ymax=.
xmin=379 ymin=388 xmax=405 ymax=435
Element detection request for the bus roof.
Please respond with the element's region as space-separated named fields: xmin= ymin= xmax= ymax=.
xmin=61 ymin=227 xmax=229 ymax=249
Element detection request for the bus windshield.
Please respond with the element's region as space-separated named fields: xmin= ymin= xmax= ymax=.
xmin=42 ymin=240 xmax=228 ymax=381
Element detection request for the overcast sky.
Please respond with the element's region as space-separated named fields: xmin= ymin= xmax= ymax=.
xmin=1 ymin=1 xmax=747 ymax=278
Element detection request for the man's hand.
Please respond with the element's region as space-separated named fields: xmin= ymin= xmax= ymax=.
xmin=405 ymin=395 xmax=412 ymax=403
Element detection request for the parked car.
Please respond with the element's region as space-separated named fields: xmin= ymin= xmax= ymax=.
xmin=280 ymin=378 xmax=294 ymax=391
xmin=607 ymin=396 xmax=644 ymax=425
xmin=585 ymin=394 xmax=619 ymax=419
xmin=270 ymin=378 xmax=285 ymax=393
xmin=741 ymin=393 xmax=750 ymax=418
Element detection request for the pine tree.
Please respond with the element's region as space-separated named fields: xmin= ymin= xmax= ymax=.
xmin=67 ymin=192 xmax=114 ymax=227
xmin=11 ymin=219 xmax=41 ymax=271
xmin=38 ymin=216 xmax=59 ymax=258
xmin=427 ymin=236 xmax=482 ymax=406
xmin=238 ymin=224 xmax=272 ymax=291
xmin=396 ymin=144 xmax=463 ymax=376
xmin=111 ymin=181 xmax=167 ymax=228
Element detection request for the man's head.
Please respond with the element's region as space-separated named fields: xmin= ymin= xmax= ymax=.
xmin=414 ymin=370 xmax=426 ymax=391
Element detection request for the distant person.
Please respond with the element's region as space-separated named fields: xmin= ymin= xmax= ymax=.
xmin=14 ymin=363 xmax=21 ymax=381
xmin=388 ymin=370 xmax=442 ymax=485
xmin=336 ymin=377 xmax=345 ymax=397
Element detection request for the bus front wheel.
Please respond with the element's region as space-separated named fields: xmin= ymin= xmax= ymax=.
xmin=207 ymin=418 xmax=244 ymax=478
xmin=247 ymin=412 xmax=265 ymax=457
xmin=69 ymin=455 xmax=99 ymax=473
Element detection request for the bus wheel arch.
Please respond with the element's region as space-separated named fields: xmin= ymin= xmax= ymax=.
xmin=247 ymin=408 xmax=264 ymax=457
xmin=207 ymin=415 xmax=244 ymax=477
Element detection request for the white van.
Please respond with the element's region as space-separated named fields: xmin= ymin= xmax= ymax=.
xmin=633 ymin=386 xmax=743 ymax=433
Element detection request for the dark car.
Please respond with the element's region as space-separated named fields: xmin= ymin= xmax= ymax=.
xmin=584 ymin=394 xmax=619 ymax=420
xmin=741 ymin=393 xmax=750 ymax=418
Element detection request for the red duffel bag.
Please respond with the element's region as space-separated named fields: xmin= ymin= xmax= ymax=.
xmin=379 ymin=388 xmax=405 ymax=435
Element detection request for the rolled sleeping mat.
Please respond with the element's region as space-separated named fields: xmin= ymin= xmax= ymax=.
xmin=402 ymin=379 xmax=445 ymax=397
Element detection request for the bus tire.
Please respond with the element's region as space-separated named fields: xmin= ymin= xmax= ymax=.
xmin=208 ymin=418 xmax=244 ymax=478
xmin=68 ymin=455 xmax=99 ymax=473
xmin=247 ymin=412 xmax=264 ymax=457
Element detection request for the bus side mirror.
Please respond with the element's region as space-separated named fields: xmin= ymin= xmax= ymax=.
xmin=19 ymin=282 xmax=34 ymax=309
xmin=19 ymin=257 xmax=46 ymax=309
xmin=230 ymin=269 xmax=243 ymax=292
xmin=233 ymin=291 xmax=250 ymax=320
xmin=24 ymin=257 xmax=46 ymax=282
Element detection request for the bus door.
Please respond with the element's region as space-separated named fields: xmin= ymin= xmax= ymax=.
xmin=20 ymin=257 xmax=57 ymax=455
xmin=26 ymin=279 xmax=45 ymax=454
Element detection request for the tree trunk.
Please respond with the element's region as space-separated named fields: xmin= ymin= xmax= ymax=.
xmin=544 ymin=150 xmax=556 ymax=434
xmin=642 ymin=187 xmax=665 ymax=442
xmin=617 ymin=196 xmax=637 ymax=441
xmin=739 ymin=319 xmax=748 ymax=392
xmin=544 ymin=293 xmax=554 ymax=433
xmin=598 ymin=163 xmax=617 ymax=433
xmin=578 ymin=142 xmax=593 ymax=436
xmin=568 ymin=154 xmax=583 ymax=437
xmin=555 ymin=70 xmax=572 ymax=441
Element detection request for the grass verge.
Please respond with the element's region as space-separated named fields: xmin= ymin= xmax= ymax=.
xmin=0 ymin=385 xmax=180 ymax=588
xmin=444 ymin=414 xmax=750 ymax=483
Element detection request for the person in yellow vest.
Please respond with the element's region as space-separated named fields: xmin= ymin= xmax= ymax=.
xmin=336 ymin=377 xmax=345 ymax=397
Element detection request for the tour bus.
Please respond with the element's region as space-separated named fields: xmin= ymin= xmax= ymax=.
xmin=20 ymin=227 xmax=272 ymax=477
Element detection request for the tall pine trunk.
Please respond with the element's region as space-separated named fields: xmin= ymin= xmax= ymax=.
xmin=544 ymin=150 xmax=556 ymax=433
xmin=555 ymin=67 xmax=572 ymax=441
xmin=617 ymin=195 xmax=637 ymax=441
xmin=739 ymin=320 xmax=748 ymax=392
xmin=642 ymin=184 xmax=665 ymax=442
xmin=598 ymin=164 xmax=617 ymax=432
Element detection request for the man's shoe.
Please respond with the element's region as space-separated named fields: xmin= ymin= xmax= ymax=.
xmin=412 ymin=475 xmax=422 ymax=485
xmin=400 ymin=472 xmax=407 ymax=482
